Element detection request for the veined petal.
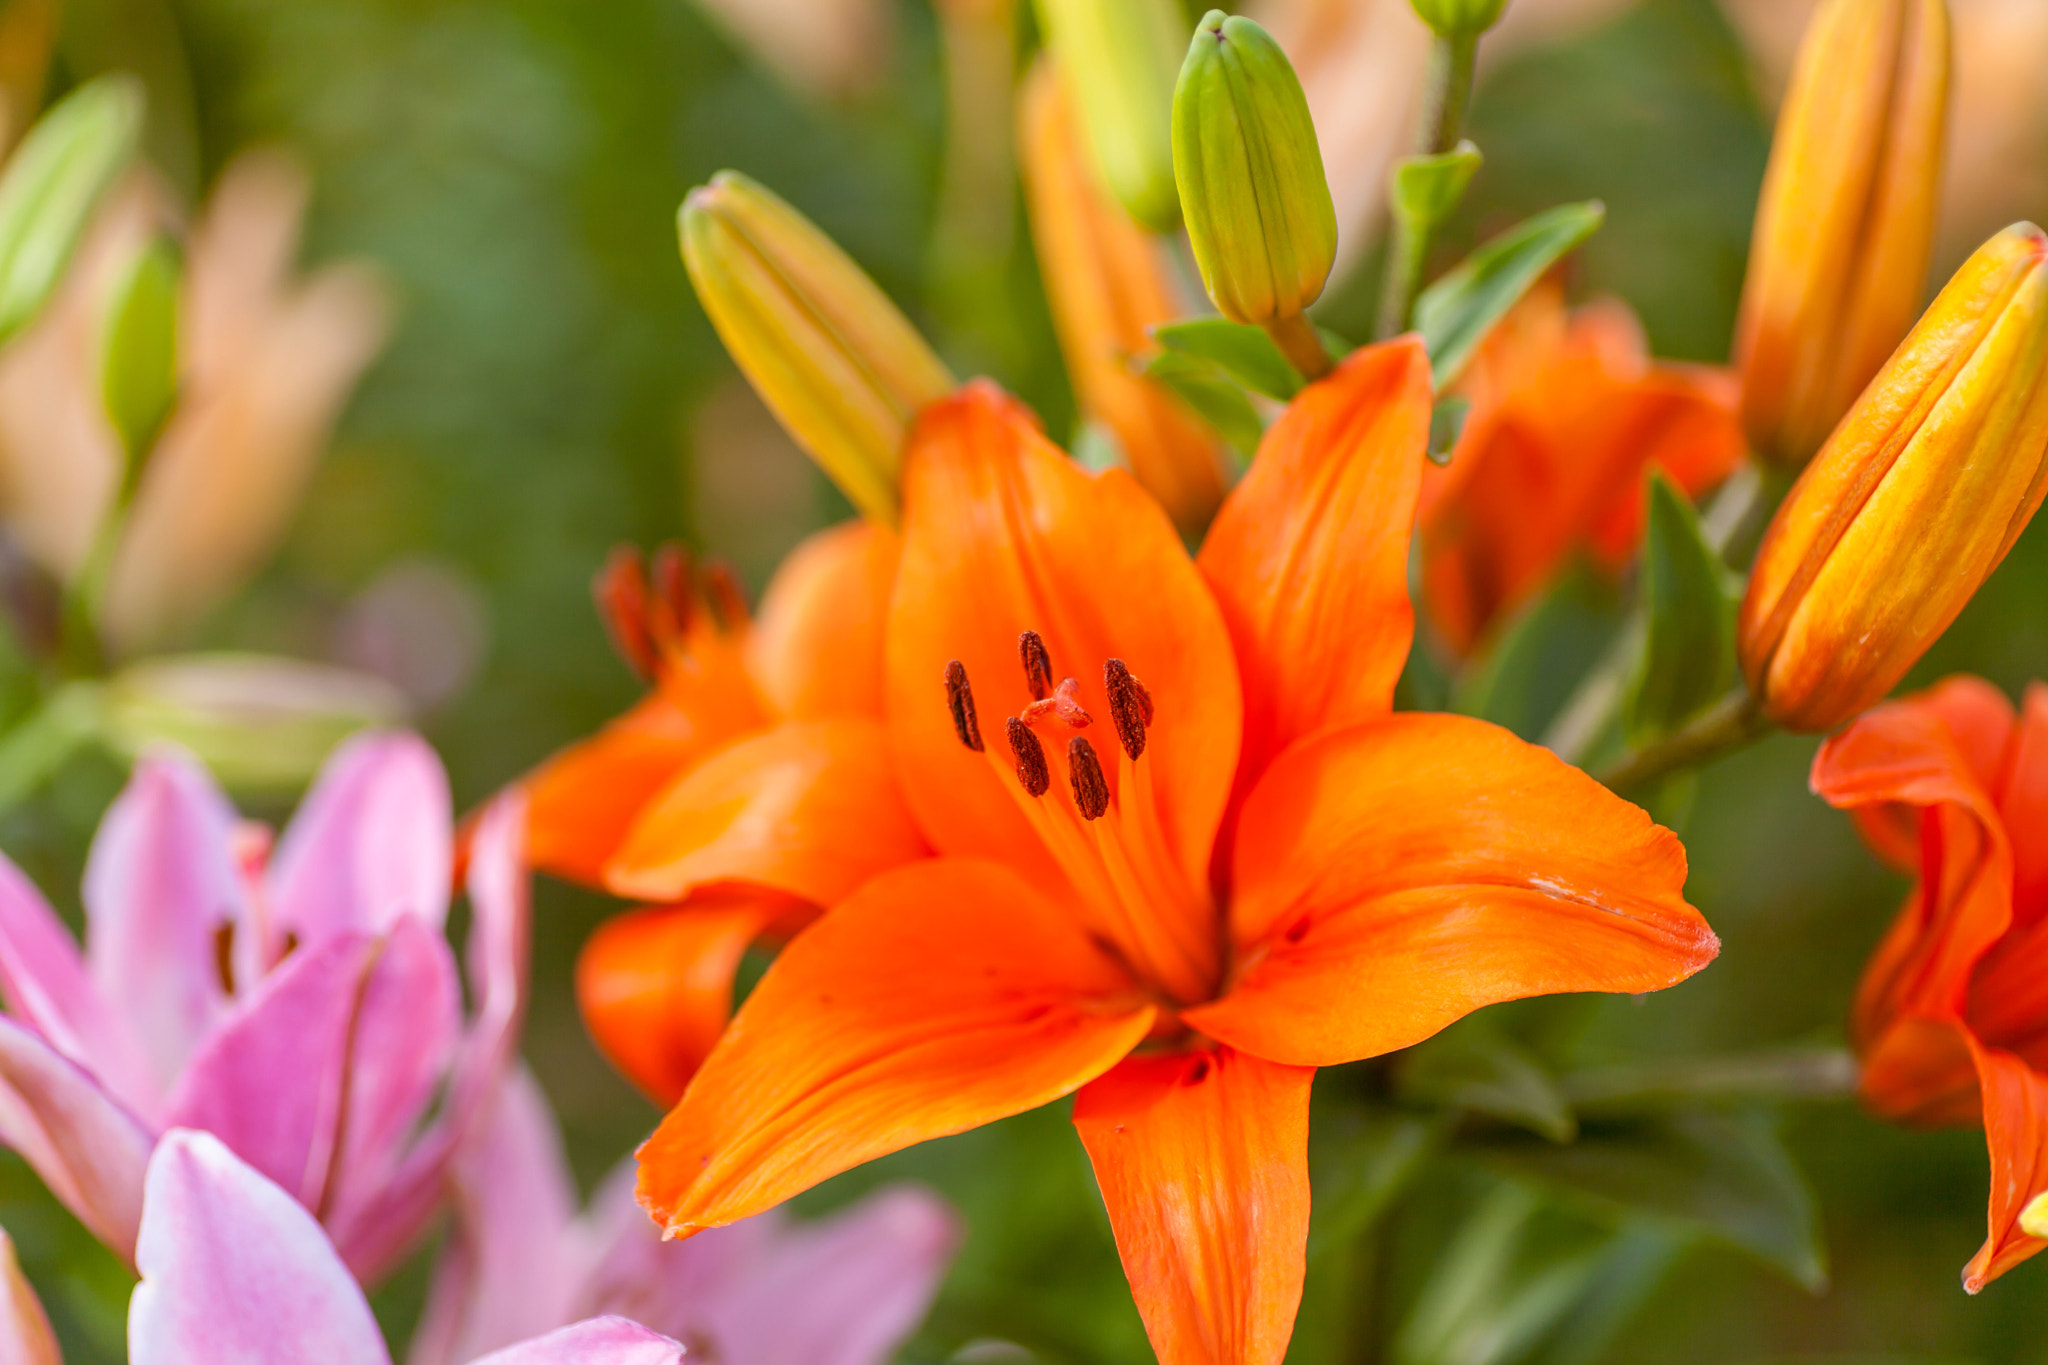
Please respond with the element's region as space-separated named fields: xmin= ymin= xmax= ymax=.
xmin=130 ymin=1130 xmax=391 ymax=1365
xmin=467 ymin=1318 xmax=683 ymax=1365
xmin=886 ymin=381 xmax=1242 ymax=903
xmin=267 ymin=730 xmax=452 ymax=938
xmin=749 ymin=520 xmax=899 ymax=722
xmin=1846 ymin=675 xmax=2014 ymax=872
xmin=1073 ymin=1047 xmax=1312 ymax=1365
xmin=1997 ymin=683 xmax=2048 ymax=920
xmin=575 ymin=896 xmax=780 ymax=1106
xmin=1962 ymin=1036 xmax=2048 ymax=1293
xmin=0 ymin=853 xmax=145 ymax=1110
xmin=0 ymin=1228 xmax=60 ymax=1365
xmin=1196 ymin=338 xmax=1429 ymax=792
xmin=0 ymin=1015 xmax=153 ymax=1262
xmin=1186 ymin=715 xmax=1714 ymax=1066
xmin=605 ymin=718 xmax=928 ymax=908
xmin=636 ymin=857 xmax=1154 ymax=1236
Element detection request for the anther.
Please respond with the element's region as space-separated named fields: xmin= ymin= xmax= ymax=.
xmin=1006 ymin=718 xmax=1051 ymax=796
xmin=1104 ymin=659 xmax=1151 ymax=759
xmin=1019 ymin=631 xmax=1054 ymax=701
xmin=1069 ymin=737 xmax=1109 ymax=820
xmin=649 ymin=543 xmax=694 ymax=637
xmin=703 ymin=560 xmax=750 ymax=632
xmin=593 ymin=546 xmax=660 ymax=681
xmin=1021 ymin=676 xmax=1092 ymax=729
xmin=944 ymin=660 xmax=984 ymax=752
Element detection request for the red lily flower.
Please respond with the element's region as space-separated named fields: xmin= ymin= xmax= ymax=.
xmin=1814 ymin=674 xmax=2048 ymax=1291
xmin=634 ymin=338 xmax=1719 ymax=1362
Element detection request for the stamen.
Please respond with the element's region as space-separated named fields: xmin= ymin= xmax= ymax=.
xmin=593 ymin=546 xmax=659 ymax=680
xmin=1019 ymin=631 xmax=1054 ymax=701
xmin=1021 ymin=676 xmax=1092 ymax=729
xmin=1006 ymin=717 xmax=1050 ymax=796
xmin=649 ymin=543 xmax=694 ymax=638
xmin=945 ymin=660 xmax=984 ymax=752
xmin=1104 ymin=659 xmax=1150 ymax=759
xmin=1069 ymin=737 xmax=1109 ymax=819
xmin=703 ymin=560 xmax=750 ymax=632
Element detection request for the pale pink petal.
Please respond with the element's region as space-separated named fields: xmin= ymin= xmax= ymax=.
xmin=466 ymin=1318 xmax=682 ymax=1365
xmin=0 ymin=1014 xmax=152 ymax=1261
xmin=450 ymin=791 xmax=529 ymax=1120
xmin=408 ymin=1068 xmax=579 ymax=1365
xmin=129 ymin=1129 xmax=390 ymax=1365
xmin=0 ymin=852 xmax=142 ymax=1099
xmin=268 ymin=731 xmax=452 ymax=939
xmin=82 ymin=750 xmax=244 ymax=1106
xmin=0 ymin=1227 xmax=62 ymax=1365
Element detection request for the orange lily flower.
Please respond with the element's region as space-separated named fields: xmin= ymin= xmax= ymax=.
xmin=636 ymin=338 xmax=1719 ymax=1362
xmin=1418 ymin=285 xmax=1747 ymax=653
xmin=521 ymin=522 xmax=927 ymax=1101
xmin=1814 ymin=674 xmax=2048 ymax=1292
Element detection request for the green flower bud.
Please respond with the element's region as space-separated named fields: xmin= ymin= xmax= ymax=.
xmin=1408 ymin=0 xmax=1511 ymax=39
xmin=1034 ymin=0 xmax=1185 ymax=232
xmin=1171 ymin=10 xmax=1337 ymax=326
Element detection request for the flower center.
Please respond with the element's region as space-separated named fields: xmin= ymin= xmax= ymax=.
xmin=944 ymin=632 xmax=1222 ymax=1006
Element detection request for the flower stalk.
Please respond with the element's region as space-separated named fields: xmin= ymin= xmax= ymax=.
xmin=1374 ymin=30 xmax=1479 ymax=341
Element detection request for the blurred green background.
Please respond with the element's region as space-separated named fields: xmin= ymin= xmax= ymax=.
xmin=5 ymin=0 xmax=2048 ymax=1361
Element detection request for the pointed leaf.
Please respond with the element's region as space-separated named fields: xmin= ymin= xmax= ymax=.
xmin=101 ymin=234 xmax=182 ymax=467
xmin=1143 ymin=351 xmax=1265 ymax=457
xmin=1153 ymin=317 xmax=1302 ymax=400
xmin=1624 ymin=472 xmax=1736 ymax=745
xmin=1427 ymin=394 xmax=1469 ymax=466
xmin=1416 ymin=201 xmax=1605 ymax=389
xmin=1392 ymin=142 xmax=1483 ymax=231
xmin=1398 ymin=1020 xmax=1576 ymax=1143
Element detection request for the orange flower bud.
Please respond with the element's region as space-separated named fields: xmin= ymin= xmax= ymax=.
xmin=1018 ymin=62 xmax=1225 ymax=534
xmin=1734 ymin=0 xmax=1949 ymax=470
xmin=1738 ymin=223 xmax=2048 ymax=732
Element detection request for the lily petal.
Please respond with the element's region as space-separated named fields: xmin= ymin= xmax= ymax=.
xmin=130 ymin=1129 xmax=390 ymax=1365
xmin=576 ymin=896 xmax=779 ymax=1106
xmin=82 ymin=750 xmax=243 ymax=1106
xmin=0 ymin=1227 xmax=60 ymax=1365
xmin=1847 ymin=675 xmax=2014 ymax=871
xmin=1998 ymin=683 xmax=2048 ymax=921
xmin=749 ymin=519 xmax=899 ymax=721
xmin=605 ymin=717 xmax=927 ymax=908
xmin=636 ymin=856 xmax=1154 ymax=1236
xmin=267 ymin=730 xmax=453 ymax=938
xmin=1962 ymin=1035 xmax=2048 ymax=1292
xmin=1196 ymin=339 xmax=1430 ymax=790
xmin=451 ymin=791 xmax=531 ymax=1123
xmin=467 ymin=1318 xmax=683 ymax=1365
xmin=887 ymin=380 xmax=1242 ymax=909
xmin=1073 ymin=1047 xmax=1313 ymax=1365
xmin=1187 ymin=715 xmax=1714 ymax=1066
xmin=521 ymin=695 xmax=720 ymax=887
xmin=0 ymin=852 xmax=142 ymax=1106
xmin=0 ymin=1014 xmax=152 ymax=1262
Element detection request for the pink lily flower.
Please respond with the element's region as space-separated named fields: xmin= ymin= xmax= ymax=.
xmin=0 ymin=730 xmax=528 ymax=1280
xmin=1 ymin=1127 xmax=686 ymax=1364
xmin=412 ymin=1067 xmax=960 ymax=1365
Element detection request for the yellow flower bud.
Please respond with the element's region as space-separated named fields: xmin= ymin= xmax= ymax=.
xmin=1033 ymin=0 xmax=1184 ymax=232
xmin=1171 ymin=10 xmax=1336 ymax=329
xmin=1734 ymin=0 xmax=1950 ymax=470
xmin=1738 ymin=224 xmax=2048 ymax=732
xmin=678 ymin=171 xmax=954 ymax=527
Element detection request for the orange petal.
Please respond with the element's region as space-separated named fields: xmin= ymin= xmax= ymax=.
xmin=1073 ymin=1046 xmax=1312 ymax=1365
xmin=604 ymin=717 xmax=928 ymax=908
xmin=1580 ymin=367 xmax=1746 ymax=568
xmin=886 ymin=381 xmax=1242 ymax=900
xmin=1185 ymin=714 xmax=1715 ymax=1066
xmin=575 ymin=893 xmax=786 ymax=1106
xmin=1856 ymin=1007 xmax=1980 ymax=1125
xmin=1963 ymin=1033 xmax=2048 ymax=1292
xmin=749 ymin=520 xmax=900 ymax=722
xmin=1997 ymin=683 xmax=2048 ymax=920
xmin=1197 ymin=338 xmax=1430 ymax=791
xmin=1846 ymin=675 xmax=2015 ymax=872
xmin=635 ymin=857 xmax=1154 ymax=1235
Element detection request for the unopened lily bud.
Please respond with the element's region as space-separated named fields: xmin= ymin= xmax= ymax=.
xmin=1407 ymin=0 xmax=1510 ymax=38
xmin=679 ymin=172 xmax=954 ymax=527
xmin=1735 ymin=0 xmax=1950 ymax=470
xmin=1033 ymin=0 xmax=1184 ymax=232
xmin=1171 ymin=10 xmax=1336 ymax=327
xmin=1738 ymin=224 xmax=2048 ymax=732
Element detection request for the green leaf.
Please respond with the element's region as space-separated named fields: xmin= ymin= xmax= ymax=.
xmin=1398 ymin=1019 xmax=1577 ymax=1143
xmin=1142 ymin=350 xmax=1265 ymax=457
xmin=101 ymin=235 xmax=182 ymax=471
xmin=1427 ymin=393 xmax=1469 ymax=466
xmin=1416 ymin=200 xmax=1605 ymax=390
xmin=0 ymin=76 xmax=144 ymax=346
xmin=1152 ymin=317 xmax=1302 ymax=400
xmin=1393 ymin=140 xmax=1483 ymax=230
xmin=1624 ymin=472 xmax=1736 ymax=745
xmin=1478 ymin=1109 xmax=1828 ymax=1291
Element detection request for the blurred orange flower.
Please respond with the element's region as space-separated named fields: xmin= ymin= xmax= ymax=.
xmin=634 ymin=344 xmax=1717 ymax=1364
xmin=1418 ymin=285 xmax=1746 ymax=654
xmin=1814 ymin=676 xmax=2048 ymax=1291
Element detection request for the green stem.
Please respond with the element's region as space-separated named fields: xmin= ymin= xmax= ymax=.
xmin=1264 ymin=312 xmax=1333 ymax=380
xmin=1560 ymin=1046 xmax=1858 ymax=1108
xmin=1594 ymin=688 xmax=1770 ymax=796
xmin=1374 ymin=31 xmax=1478 ymax=340
xmin=0 ymin=682 xmax=103 ymax=816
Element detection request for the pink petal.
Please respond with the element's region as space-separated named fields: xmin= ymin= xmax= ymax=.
xmin=0 ymin=1227 xmax=61 ymax=1365
xmin=449 ymin=791 xmax=530 ymax=1123
xmin=466 ymin=1318 xmax=682 ymax=1365
xmin=82 ymin=751 xmax=244 ymax=1105
xmin=0 ymin=1014 xmax=153 ymax=1261
xmin=130 ymin=1129 xmax=390 ymax=1365
xmin=408 ymin=1068 xmax=578 ymax=1365
xmin=268 ymin=731 xmax=453 ymax=939
xmin=0 ymin=852 xmax=145 ymax=1104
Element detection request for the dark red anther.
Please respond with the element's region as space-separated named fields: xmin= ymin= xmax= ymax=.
xmin=593 ymin=546 xmax=660 ymax=681
xmin=1019 ymin=631 xmax=1054 ymax=701
xmin=1104 ymin=659 xmax=1150 ymax=759
xmin=703 ymin=560 xmax=751 ymax=632
xmin=1021 ymin=676 xmax=1092 ymax=729
xmin=1006 ymin=717 xmax=1050 ymax=797
xmin=945 ymin=660 xmax=984 ymax=752
xmin=649 ymin=543 xmax=694 ymax=640
xmin=1068 ymin=737 xmax=1109 ymax=820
